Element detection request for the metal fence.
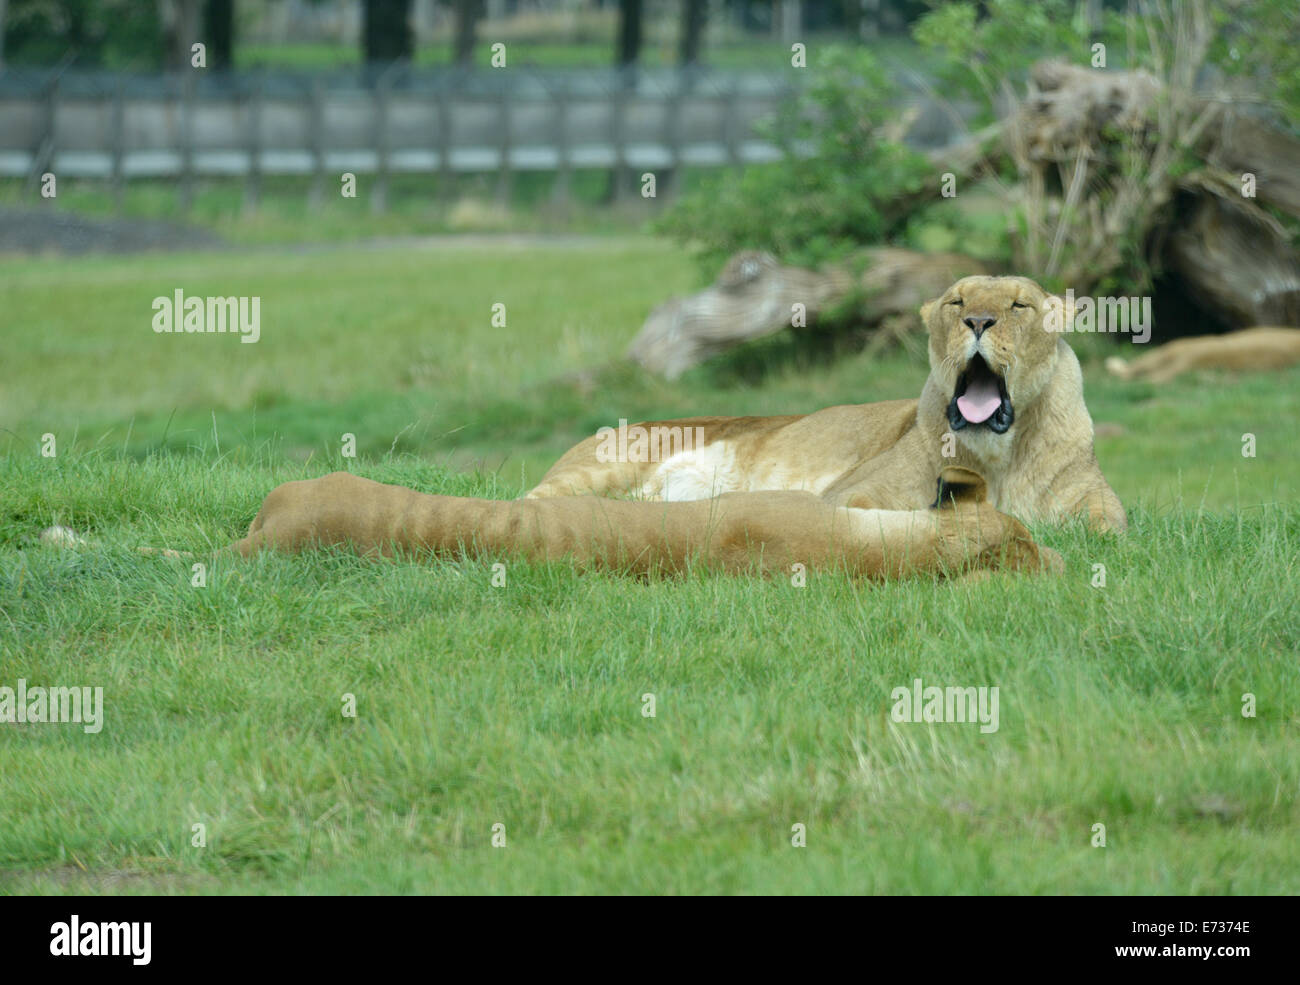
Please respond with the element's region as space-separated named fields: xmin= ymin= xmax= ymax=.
xmin=0 ymin=65 xmax=805 ymax=208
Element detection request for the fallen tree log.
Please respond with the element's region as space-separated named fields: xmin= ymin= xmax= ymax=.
xmin=1162 ymin=178 xmax=1300 ymax=328
xmin=627 ymin=248 xmax=991 ymax=379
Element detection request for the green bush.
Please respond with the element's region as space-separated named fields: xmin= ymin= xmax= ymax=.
xmin=654 ymin=47 xmax=932 ymax=276
xmin=657 ymin=0 xmax=1298 ymax=284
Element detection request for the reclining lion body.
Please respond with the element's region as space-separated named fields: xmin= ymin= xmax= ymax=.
xmin=529 ymin=276 xmax=1126 ymax=533
xmin=1105 ymin=327 xmax=1300 ymax=383
xmin=225 ymin=468 xmax=1062 ymax=580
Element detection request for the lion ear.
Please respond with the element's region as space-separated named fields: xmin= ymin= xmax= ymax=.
xmin=932 ymin=467 xmax=989 ymax=509
xmin=919 ymin=299 xmax=938 ymax=324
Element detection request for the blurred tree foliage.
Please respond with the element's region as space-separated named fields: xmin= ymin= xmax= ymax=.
xmin=912 ymin=0 xmax=1087 ymax=125
xmin=1215 ymin=0 xmax=1300 ymax=248
xmin=4 ymin=0 xmax=166 ymax=68
xmin=658 ymin=0 xmax=1298 ymax=279
xmin=1208 ymin=0 xmax=1300 ymax=130
xmin=654 ymin=47 xmax=932 ymax=275
xmin=917 ymin=0 xmax=1299 ymax=277
xmin=917 ymin=0 xmax=1297 ymax=128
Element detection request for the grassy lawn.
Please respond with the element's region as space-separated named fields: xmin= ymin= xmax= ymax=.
xmin=233 ymin=36 xmax=935 ymax=73
xmin=241 ymin=39 xmax=792 ymax=71
xmin=2 ymin=239 xmax=1298 ymax=894
xmin=0 ymin=171 xmax=660 ymax=246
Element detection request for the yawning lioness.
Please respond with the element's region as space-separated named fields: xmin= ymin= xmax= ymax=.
xmin=529 ymin=275 xmax=1126 ymax=533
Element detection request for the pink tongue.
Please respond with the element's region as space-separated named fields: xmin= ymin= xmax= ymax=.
xmin=957 ymin=378 xmax=1001 ymax=423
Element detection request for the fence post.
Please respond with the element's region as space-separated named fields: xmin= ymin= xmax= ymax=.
xmin=725 ymin=81 xmax=741 ymax=168
xmin=110 ymin=75 xmax=126 ymax=212
xmin=496 ymin=82 xmax=512 ymax=206
xmin=179 ymin=69 xmax=195 ymax=214
xmin=373 ymin=69 xmax=391 ymax=214
xmin=551 ymin=79 xmax=570 ymax=211
xmin=28 ymin=75 xmax=57 ymax=193
xmin=244 ymin=73 xmax=263 ymax=213
xmin=309 ymin=76 xmax=325 ymax=207
xmin=613 ymin=74 xmax=629 ymax=202
xmin=437 ymin=74 xmax=453 ymax=200
xmin=666 ymin=71 xmax=685 ymax=199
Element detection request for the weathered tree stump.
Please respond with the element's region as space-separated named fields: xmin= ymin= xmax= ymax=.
xmin=628 ymin=248 xmax=990 ymax=379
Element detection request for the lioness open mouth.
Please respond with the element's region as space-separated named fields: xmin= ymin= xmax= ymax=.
xmin=947 ymin=354 xmax=1014 ymax=433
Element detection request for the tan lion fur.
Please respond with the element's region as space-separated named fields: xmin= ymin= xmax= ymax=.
xmin=219 ymin=466 xmax=1062 ymax=580
xmin=530 ymin=275 xmax=1126 ymax=532
xmin=1105 ymin=327 xmax=1300 ymax=384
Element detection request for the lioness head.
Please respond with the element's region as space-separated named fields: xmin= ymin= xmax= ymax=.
xmin=921 ymin=276 xmax=1072 ymax=435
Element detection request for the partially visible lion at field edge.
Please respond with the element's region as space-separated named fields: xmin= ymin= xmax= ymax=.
xmin=529 ymin=275 xmax=1127 ymax=533
xmin=1105 ymin=326 xmax=1300 ymax=383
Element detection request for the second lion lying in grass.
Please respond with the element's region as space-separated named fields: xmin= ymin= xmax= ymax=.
xmin=220 ymin=466 xmax=1062 ymax=580
xmin=1105 ymin=326 xmax=1300 ymax=383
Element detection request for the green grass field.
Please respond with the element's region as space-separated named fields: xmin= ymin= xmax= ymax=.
xmin=2 ymin=238 xmax=1298 ymax=894
xmin=232 ymin=35 xmax=935 ymax=73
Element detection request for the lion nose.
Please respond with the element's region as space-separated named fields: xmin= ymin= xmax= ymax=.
xmin=963 ymin=314 xmax=997 ymax=337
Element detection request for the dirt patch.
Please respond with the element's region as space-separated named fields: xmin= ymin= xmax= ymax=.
xmin=0 ymin=207 xmax=225 ymax=256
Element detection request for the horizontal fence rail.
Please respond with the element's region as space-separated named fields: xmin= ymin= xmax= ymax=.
xmin=0 ymin=65 xmax=964 ymax=213
xmin=0 ymin=68 xmax=800 ymax=185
